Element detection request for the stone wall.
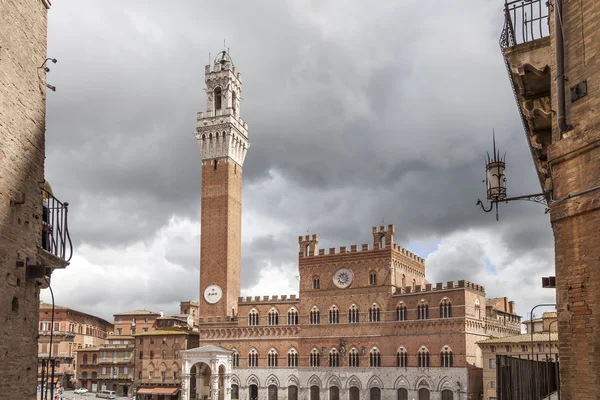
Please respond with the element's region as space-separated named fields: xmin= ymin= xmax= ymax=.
xmin=0 ymin=0 xmax=50 ymax=398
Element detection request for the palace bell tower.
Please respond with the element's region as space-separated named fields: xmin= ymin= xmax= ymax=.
xmin=195 ymin=51 xmax=249 ymax=319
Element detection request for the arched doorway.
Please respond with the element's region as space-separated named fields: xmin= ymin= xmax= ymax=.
xmin=329 ymin=386 xmax=339 ymax=400
xmin=249 ymin=384 xmax=258 ymax=400
xmin=231 ymin=384 xmax=239 ymax=400
xmin=288 ymin=385 xmax=298 ymax=400
xmin=418 ymin=388 xmax=430 ymax=400
xmin=310 ymin=385 xmax=320 ymax=400
xmin=397 ymin=388 xmax=408 ymax=400
xmin=441 ymin=390 xmax=453 ymax=400
xmin=190 ymin=362 xmax=211 ymax=400
xmin=268 ymin=385 xmax=278 ymax=400
xmin=349 ymin=387 xmax=360 ymax=400
xmin=370 ymin=387 xmax=381 ymax=400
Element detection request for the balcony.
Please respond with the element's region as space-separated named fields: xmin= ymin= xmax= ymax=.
xmin=27 ymin=188 xmax=73 ymax=286
xmin=500 ymin=0 xmax=552 ymax=192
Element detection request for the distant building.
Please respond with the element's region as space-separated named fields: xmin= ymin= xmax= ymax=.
xmin=478 ymin=312 xmax=558 ymax=400
xmin=114 ymin=310 xmax=161 ymax=336
xmin=37 ymin=301 xmax=113 ymax=389
xmin=76 ymin=335 xmax=135 ymax=397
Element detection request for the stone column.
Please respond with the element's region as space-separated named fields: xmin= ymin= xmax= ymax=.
xmin=210 ymin=373 xmax=220 ymax=400
xmin=224 ymin=374 xmax=232 ymax=400
xmin=181 ymin=373 xmax=191 ymax=400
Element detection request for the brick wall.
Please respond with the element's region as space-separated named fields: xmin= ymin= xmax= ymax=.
xmin=0 ymin=0 xmax=50 ymax=398
xmin=547 ymin=1 xmax=600 ymax=398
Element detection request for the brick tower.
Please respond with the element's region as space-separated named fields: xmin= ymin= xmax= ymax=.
xmin=195 ymin=51 xmax=249 ymax=319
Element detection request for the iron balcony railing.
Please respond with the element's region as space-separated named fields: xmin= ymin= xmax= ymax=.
xmin=500 ymin=0 xmax=550 ymax=48
xmin=42 ymin=189 xmax=73 ymax=262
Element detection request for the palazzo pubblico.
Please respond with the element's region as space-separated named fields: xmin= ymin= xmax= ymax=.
xmin=180 ymin=52 xmax=520 ymax=400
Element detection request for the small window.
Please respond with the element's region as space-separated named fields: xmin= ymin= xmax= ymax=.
xmin=505 ymin=345 xmax=511 ymax=353
xmin=214 ymin=87 xmax=222 ymax=110
xmin=491 ymin=346 xmax=496 ymax=353
xmin=489 ymin=358 xmax=496 ymax=369
xmin=313 ymin=277 xmax=320 ymax=289
xmin=232 ymin=352 xmax=239 ymax=367
xmin=162 ymin=337 xmax=167 ymax=344
xmin=369 ymin=272 xmax=377 ymax=285
xmin=139 ymin=338 xmax=143 ymax=345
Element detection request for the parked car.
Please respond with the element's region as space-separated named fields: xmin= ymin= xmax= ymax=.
xmin=74 ymin=387 xmax=88 ymax=394
xmin=96 ymin=390 xmax=116 ymax=399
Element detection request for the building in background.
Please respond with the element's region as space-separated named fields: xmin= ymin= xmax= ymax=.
xmin=1 ymin=4 xmax=73 ymax=399
xmin=114 ymin=310 xmax=161 ymax=336
xmin=499 ymin=0 xmax=600 ymax=397
xmin=178 ymin=52 xmax=522 ymax=400
xmin=478 ymin=312 xmax=558 ymax=400
xmin=37 ymin=301 xmax=113 ymax=389
xmin=179 ymin=301 xmax=199 ymax=328
xmin=76 ymin=335 xmax=135 ymax=396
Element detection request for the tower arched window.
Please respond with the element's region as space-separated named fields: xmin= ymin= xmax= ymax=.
xmin=348 ymin=348 xmax=360 ymax=367
xmin=348 ymin=304 xmax=359 ymax=323
xmin=397 ymin=302 xmax=407 ymax=321
xmin=248 ymin=349 xmax=259 ymax=367
xmin=440 ymin=298 xmax=452 ymax=319
xmin=402 ymin=274 xmax=406 ymax=288
xmin=249 ymin=309 xmax=259 ymax=326
xmin=440 ymin=346 xmax=453 ymax=368
xmin=310 ymin=306 xmax=320 ymax=324
xmin=329 ymin=305 xmax=339 ymax=324
xmin=287 ymin=308 xmax=298 ymax=325
xmin=369 ymin=271 xmax=377 ymax=285
xmin=214 ymin=87 xmax=222 ymax=110
xmin=310 ymin=348 xmax=320 ymax=367
xmin=396 ymin=347 xmax=408 ymax=367
xmin=267 ymin=349 xmax=278 ymax=367
xmin=369 ymin=348 xmax=381 ymax=367
xmin=313 ymin=276 xmax=320 ymax=289
xmin=232 ymin=91 xmax=237 ymax=115
xmin=417 ymin=301 xmax=429 ymax=320
xmin=268 ymin=308 xmax=279 ymax=326
xmin=475 ymin=298 xmax=481 ymax=319
xmin=369 ymin=303 xmax=381 ymax=322
xmin=329 ymin=348 xmax=340 ymax=367
xmin=412 ymin=278 xmax=416 ymax=291
xmin=287 ymin=348 xmax=298 ymax=367
xmin=232 ymin=351 xmax=239 ymax=367
xmin=418 ymin=347 xmax=430 ymax=368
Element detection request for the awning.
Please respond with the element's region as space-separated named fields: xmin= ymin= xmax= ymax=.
xmin=137 ymin=388 xmax=180 ymax=395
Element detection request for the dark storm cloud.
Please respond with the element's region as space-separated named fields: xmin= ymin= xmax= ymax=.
xmin=42 ymin=0 xmax=556 ymax=319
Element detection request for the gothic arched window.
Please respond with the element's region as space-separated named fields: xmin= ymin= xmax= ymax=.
xmin=248 ymin=349 xmax=259 ymax=367
xmin=232 ymin=351 xmax=239 ymax=367
xmin=287 ymin=348 xmax=298 ymax=367
xmin=249 ymin=309 xmax=259 ymax=326
xmin=418 ymin=347 xmax=430 ymax=368
xmin=397 ymin=302 xmax=407 ymax=321
xmin=214 ymin=87 xmax=222 ymax=110
xmin=232 ymin=91 xmax=237 ymax=115
xmin=287 ymin=308 xmax=299 ymax=325
xmin=417 ymin=301 xmax=429 ymax=320
xmin=329 ymin=348 xmax=340 ymax=367
xmin=348 ymin=348 xmax=360 ymax=367
xmin=310 ymin=348 xmax=320 ymax=367
xmin=310 ymin=306 xmax=320 ymax=324
xmin=329 ymin=305 xmax=339 ymax=324
xmin=440 ymin=346 xmax=453 ymax=368
xmin=369 ymin=348 xmax=381 ymax=367
xmin=369 ymin=303 xmax=381 ymax=322
xmin=440 ymin=298 xmax=452 ymax=319
xmin=268 ymin=308 xmax=279 ymax=325
xmin=396 ymin=347 xmax=408 ymax=367
xmin=348 ymin=304 xmax=359 ymax=323
xmin=267 ymin=349 xmax=278 ymax=367
xmin=369 ymin=271 xmax=377 ymax=285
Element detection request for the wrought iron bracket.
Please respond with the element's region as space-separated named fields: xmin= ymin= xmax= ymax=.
xmin=477 ymin=192 xmax=550 ymax=221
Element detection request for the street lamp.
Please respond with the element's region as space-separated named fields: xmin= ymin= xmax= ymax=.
xmin=476 ymin=134 xmax=549 ymax=220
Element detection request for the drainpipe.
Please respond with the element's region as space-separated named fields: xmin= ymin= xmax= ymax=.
xmin=555 ymin=0 xmax=569 ymax=133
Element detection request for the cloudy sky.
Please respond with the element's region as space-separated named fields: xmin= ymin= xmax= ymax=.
xmin=41 ymin=0 xmax=556 ymax=323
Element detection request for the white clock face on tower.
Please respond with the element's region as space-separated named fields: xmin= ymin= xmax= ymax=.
xmin=204 ymin=284 xmax=223 ymax=304
xmin=333 ymin=268 xmax=354 ymax=289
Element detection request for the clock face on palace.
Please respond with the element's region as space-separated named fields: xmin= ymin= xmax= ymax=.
xmin=203 ymin=284 xmax=223 ymax=304
xmin=333 ymin=268 xmax=354 ymax=289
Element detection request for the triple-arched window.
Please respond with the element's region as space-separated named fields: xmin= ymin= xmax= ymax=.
xmin=369 ymin=348 xmax=381 ymax=367
xmin=397 ymin=302 xmax=407 ymax=321
xmin=369 ymin=303 xmax=381 ymax=322
xmin=417 ymin=300 xmax=429 ymax=320
xmin=348 ymin=348 xmax=360 ymax=367
xmin=440 ymin=298 xmax=452 ymax=319
xmin=440 ymin=346 xmax=453 ymax=367
xmin=287 ymin=308 xmax=298 ymax=325
xmin=329 ymin=305 xmax=339 ymax=324
xmin=418 ymin=346 xmax=430 ymax=368
xmin=248 ymin=309 xmax=259 ymax=326
xmin=287 ymin=348 xmax=298 ymax=367
xmin=310 ymin=348 xmax=320 ymax=367
xmin=329 ymin=348 xmax=340 ymax=367
xmin=310 ymin=306 xmax=320 ymax=324
xmin=267 ymin=349 xmax=278 ymax=367
xmin=268 ymin=308 xmax=279 ymax=325
xmin=396 ymin=347 xmax=408 ymax=367
xmin=248 ymin=349 xmax=259 ymax=367
xmin=348 ymin=304 xmax=359 ymax=323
